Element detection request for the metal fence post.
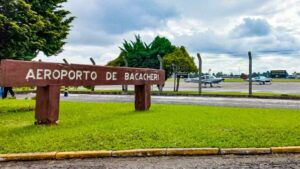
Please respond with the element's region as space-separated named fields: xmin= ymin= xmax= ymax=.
xmin=157 ymin=55 xmax=163 ymax=93
xmin=197 ymin=53 xmax=202 ymax=95
xmin=172 ymin=63 xmax=176 ymax=92
xmin=90 ymin=57 xmax=96 ymax=65
xmin=63 ymin=58 xmax=69 ymax=97
xmin=248 ymin=51 xmax=252 ymax=96
xmin=122 ymin=55 xmax=128 ymax=92
xmin=90 ymin=58 xmax=96 ymax=91
xmin=63 ymin=58 xmax=69 ymax=65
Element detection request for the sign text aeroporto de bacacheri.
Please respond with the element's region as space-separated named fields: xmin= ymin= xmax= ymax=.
xmin=0 ymin=59 xmax=165 ymax=125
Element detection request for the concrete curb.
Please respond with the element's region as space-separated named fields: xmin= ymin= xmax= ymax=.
xmin=0 ymin=152 xmax=57 ymax=161
xmin=271 ymin=146 xmax=300 ymax=154
xmin=220 ymin=148 xmax=271 ymax=155
xmin=112 ymin=148 xmax=167 ymax=157
xmin=56 ymin=150 xmax=112 ymax=160
xmin=166 ymin=148 xmax=219 ymax=156
xmin=0 ymin=146 xmax=300 ymax=162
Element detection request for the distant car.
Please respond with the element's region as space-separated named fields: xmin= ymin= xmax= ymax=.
xmin=184 ymin=75 xmax=224 ymax=87
xmin=247 ymin=76 xmax=272 ymax=85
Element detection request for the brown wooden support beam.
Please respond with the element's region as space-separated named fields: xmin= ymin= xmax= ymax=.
xmin=134 ymin=84 xmax=151 ymax=111
xmin=35 ymin=85 xmax=60 ymax=125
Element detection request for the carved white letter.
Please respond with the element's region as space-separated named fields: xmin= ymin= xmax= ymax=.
xmin=25 ymin=69 xmax=35 ymax=81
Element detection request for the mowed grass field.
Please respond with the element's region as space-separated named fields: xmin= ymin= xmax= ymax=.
xmin=0 ymin=100 xmax=300 ymax=154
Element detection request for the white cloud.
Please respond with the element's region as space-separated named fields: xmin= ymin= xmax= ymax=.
xmin=35 ymin=45 xmax=120 ymax=66
xmin=36 ymin=0 xmax=300 ymax=74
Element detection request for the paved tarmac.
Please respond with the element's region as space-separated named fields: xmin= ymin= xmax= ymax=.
xmin=1 ymin=154 xmax=300 ymax=169
xmin=18 ymin=93 xmax=300 ymax=109
xmin=61 ymin=94 xmax=300 ymax=109
xmin=95 ymin=81 xmax=300 ymax=94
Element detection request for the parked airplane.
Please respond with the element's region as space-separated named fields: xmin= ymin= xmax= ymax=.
xmin=246 ymin=76 xmax=272 ymax=85
xmin=184 ymin=75 xmax=225 ymax=87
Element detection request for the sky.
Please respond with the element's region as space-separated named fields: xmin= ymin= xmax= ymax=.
xmin=35 ymin=0 xmax=300 ymax=74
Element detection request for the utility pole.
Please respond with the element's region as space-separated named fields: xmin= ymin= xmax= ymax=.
xmin=197 ymin=53 xmax=202 ymax=95
xmin=157 ymin=55 xmax=163 ymax=93
xmin=248 ymin=51 xmax=252 ymax=96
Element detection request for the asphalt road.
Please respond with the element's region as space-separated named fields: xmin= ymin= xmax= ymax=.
xmin=94 ymin=81 xmax=300 ymax=94
xmin=1 ymin=154 xmax=300 ymax=169
xmin=18 ymin=93 xmax=300 ymax=109
xmin=60 ymin=94 xmax=300 ymax=109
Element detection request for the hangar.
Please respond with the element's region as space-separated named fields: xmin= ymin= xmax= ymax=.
xmin=270 ymin=70 xmax=288 ymax=78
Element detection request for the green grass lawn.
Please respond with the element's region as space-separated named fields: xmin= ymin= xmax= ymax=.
xmin=1 ymin=100 xmax=300 ymax=154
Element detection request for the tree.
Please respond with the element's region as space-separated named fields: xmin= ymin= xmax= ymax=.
xmin=107 ymin=36 xmax=197 ymax=91
xmin=107 ymin=35 xmax=176 ymax=76
xmin=216 ymin=72 xmax=223 ymax=77
xmin=0 ymin=0 xmax=74 ymax=60
xmin=163 ymin=46 xmax=197 ymax=91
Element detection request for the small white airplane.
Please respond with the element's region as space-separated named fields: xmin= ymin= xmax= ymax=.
xmin=246 ymin=76 xmax=272 ymax=85
xmin=184 ymin=75 xmax=225 ymax=87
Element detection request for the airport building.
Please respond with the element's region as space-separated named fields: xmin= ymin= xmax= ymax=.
xmin=270 ymin=70 xmax=288 ymax=78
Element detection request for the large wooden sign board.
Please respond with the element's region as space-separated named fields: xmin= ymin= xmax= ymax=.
xmin=0 ymin=60 xmax=165 ymax=125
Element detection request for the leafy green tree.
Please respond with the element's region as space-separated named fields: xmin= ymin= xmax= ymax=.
xmin=216 ymin=72 xmax=223 ymax=77
xmin=107 ymin=35 xmax=175 ymax=69
xmin=107 ymin=35 xmax=197 ymax=91
xmin=107 ymin=35 xmax=177 ymax=79
xmin=120 ymin=35 xmax=152 ymax=68
xmin=163 ymin=46 xmax=197 ymax=91
xmin=0 ymin=0 xmax=74 ymax=60
xmin=163 ymin=46 xmax=197 ymax=77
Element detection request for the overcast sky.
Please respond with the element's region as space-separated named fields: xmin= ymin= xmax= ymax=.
xmin=36 ymin=0 xmax=300 ymax=74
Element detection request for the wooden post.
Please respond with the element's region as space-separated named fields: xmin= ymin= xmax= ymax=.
xmin=134 ymin=84 xmax=151 ymax=111
xmin=35 ymin=85 xmax=60 ymax=125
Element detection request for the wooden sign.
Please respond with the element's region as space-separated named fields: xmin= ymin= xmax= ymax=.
xmin=0 ymin=59 xmax=165 ymax=125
